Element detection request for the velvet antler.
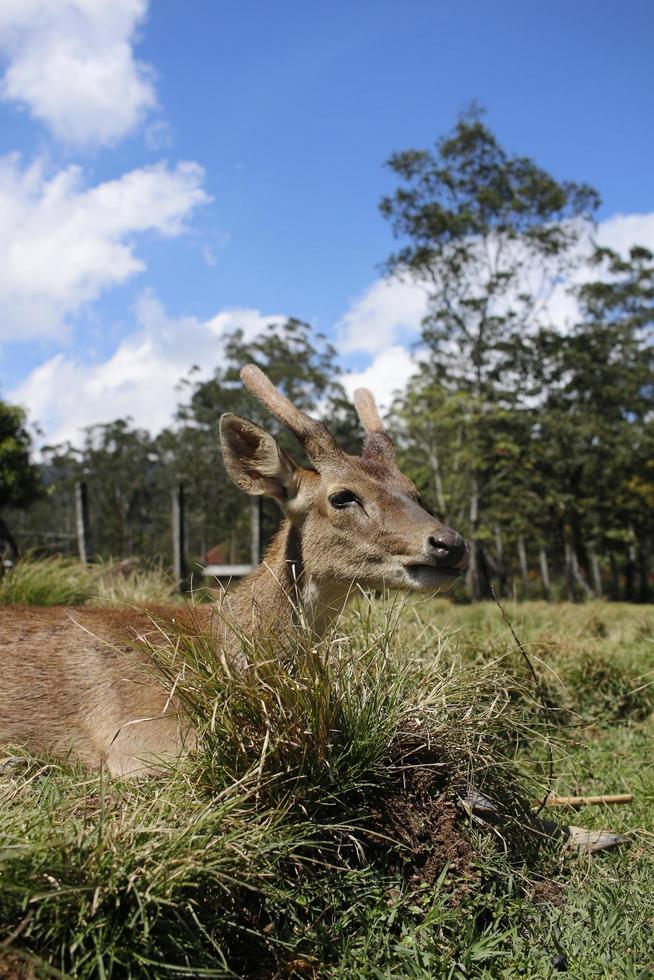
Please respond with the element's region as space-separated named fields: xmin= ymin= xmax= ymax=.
xmin=240 ymin=364 xmax=344 ymax=468
xmin=353 ymin=387 xmax=396 ymax=462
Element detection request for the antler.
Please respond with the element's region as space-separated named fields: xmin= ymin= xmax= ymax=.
xmin=240 ymin=364 xmax=344 ymax=468
xmin=353 ymin=387 xmax=396 ymax=462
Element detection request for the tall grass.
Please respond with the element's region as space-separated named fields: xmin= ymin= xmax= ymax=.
xmin=0 ymin=555 xmax=97 ymax=605
xmin=0 ymin=556 xmax=177 ymax=607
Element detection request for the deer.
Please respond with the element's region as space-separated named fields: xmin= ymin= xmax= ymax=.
xmin=0 ymin=365 xmax=468 ymax=778
xmin=0 ymin=366 xmax=625 ymax=852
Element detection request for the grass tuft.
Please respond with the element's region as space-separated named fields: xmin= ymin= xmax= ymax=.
xmin=0 ymin=556 xmax=177 ymax=607
xmin=0 ymin=556 xmax=97 ymax=606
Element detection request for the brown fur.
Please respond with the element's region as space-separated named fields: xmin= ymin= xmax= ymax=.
xmin=0 ymin=370 xmax=468 ymax=776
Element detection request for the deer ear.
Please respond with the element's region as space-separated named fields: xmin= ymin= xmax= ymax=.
xmin=220 ymin=414 xmax=298 ymax=503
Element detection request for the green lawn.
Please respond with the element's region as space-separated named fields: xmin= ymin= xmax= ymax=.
xmin=0 ymin=587 xmax=652 ymax=978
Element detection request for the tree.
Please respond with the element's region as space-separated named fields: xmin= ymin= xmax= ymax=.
xmin=528 ymin=245 xmax=654 ymax=600
xmin=34 ymin=421 xmax=169 ymax=561
xmin=380 ymin=110 xmax=599 ymax=597
xmin=0 ymin=400 xmax=42 ymax=558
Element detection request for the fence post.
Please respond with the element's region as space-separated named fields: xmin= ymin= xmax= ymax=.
xmin=75 ymin=481 xmax=92 ymax=564
xmin=250 ymin=497 xmax=261 ymax=567
xmin=172 ymin=483 xmax=187 ymax=589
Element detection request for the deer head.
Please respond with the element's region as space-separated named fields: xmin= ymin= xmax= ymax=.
xmin=220 ymin=365 xmax=468 ymax=595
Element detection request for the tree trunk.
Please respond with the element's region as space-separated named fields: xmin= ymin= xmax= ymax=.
xmin=564 ymin=541 xmax=575 ymax=602
xmin=493 ymin=525 xmax=509 ymax=597
xmin=425 ymin=431 xmax=448 ymax=523
xmin=609 ymin=553 xmax=620 ymax=600
xmin=538 ymin=547 xmax=550 ymax=601
xmin=517 ymin=535 xmax=530 ymax=598
xmin=589 ymin=551 xmax=603 ymax=598
xmin=637 ymin=545 xmax=651 ymax=603
xmin=625 ymin=535 xmax=637 ymax=602
xmin=571 ymin=548 xmax=593 ymax=598
xmin=467 ymin=541 xmax=492 ymax=600
xmin=467 ymin=470 xmax=491 ymax=599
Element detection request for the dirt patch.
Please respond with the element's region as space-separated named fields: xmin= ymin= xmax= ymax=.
xmin=378 ymin=765 xmax=477 ymax=893
xmin=528 ymin=879 xmax=565 ymax=908
xmin=0 ymin=953 xmax=35 ymax=980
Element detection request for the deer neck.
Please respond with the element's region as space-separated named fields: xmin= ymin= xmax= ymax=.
xmin=228 ymin=519 xmax=351 ymax=641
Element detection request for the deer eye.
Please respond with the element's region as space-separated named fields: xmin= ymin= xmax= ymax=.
xmin=329 ymin=490 xmax=360 ymax=509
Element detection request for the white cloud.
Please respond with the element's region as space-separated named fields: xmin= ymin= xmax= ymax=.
xmin=341 ymin=346 xmax=417 ymax=412
xmin=10 ymin=294 xmax=285 ymax=445
xmin=10 ymin=210 xmax=654 ymax=447
xmin=336 ymin=211 xmax=654 ymax=361
xmin=0 ymin=0 xmax=156 ymax=147
xmin=596 ymin=212 xmax=654 ymax=255
xmin=0 ymin=153 xmax=209 ymax=341
xmin=336 ymin=276 xmax=429 ymax=354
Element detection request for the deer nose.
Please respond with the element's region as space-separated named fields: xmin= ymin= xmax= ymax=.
xmin=426 ymin=528 xmax=468 ymax=568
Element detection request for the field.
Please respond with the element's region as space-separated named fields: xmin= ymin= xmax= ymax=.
xmin=0 ymin=560 xmax=652 ymax=978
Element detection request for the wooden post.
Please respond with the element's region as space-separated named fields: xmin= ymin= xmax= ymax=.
xmin=538 ymin=547 xmax=551 ymax=601
xmin=517 ymin=535 xmax=530 ymax=598
xmin=172 ymin=484 xmax=187 ymax=589
xmin=75 ymin=480 xmax=92 ymax=564
xmin=250 ymin=497 xmax=261 ymax=568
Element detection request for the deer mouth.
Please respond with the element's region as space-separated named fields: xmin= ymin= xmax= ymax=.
xmin=403 ymin=562 xmax=464 ymax=590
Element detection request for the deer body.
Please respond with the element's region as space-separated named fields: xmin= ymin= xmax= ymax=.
xmin=0 ymin=367 xmax=468 ymax=775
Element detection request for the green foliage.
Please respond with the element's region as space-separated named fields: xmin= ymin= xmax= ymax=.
xmin=380 ymin=109 xmax=598 ymax=402
xmin=384 ymin=115 xmax=653 ymax=603
xmin=381 ymin=110 xmax=600 ymax=599
xmin=0 ymin=399 xmax=42 ymax=558
xmin=0 ymin=401 xmax=41 ymax=510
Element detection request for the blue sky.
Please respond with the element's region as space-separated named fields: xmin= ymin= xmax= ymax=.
xmin=1 ymin=0 xmax=653 ymax=444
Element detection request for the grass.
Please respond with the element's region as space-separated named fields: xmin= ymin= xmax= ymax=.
xmin=0 ymin=572 xmax=652 ymax=977
xmin=0 ymin=556 xmax=178 ymax=607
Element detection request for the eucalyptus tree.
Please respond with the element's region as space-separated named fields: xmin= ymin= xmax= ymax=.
xmin=33 ymin=421 xmax=168 ymax=561
xmin=380 ymin=110 xmax=599 ymax=596
xmin=530 ymin=245 xmax=654 ymax=599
